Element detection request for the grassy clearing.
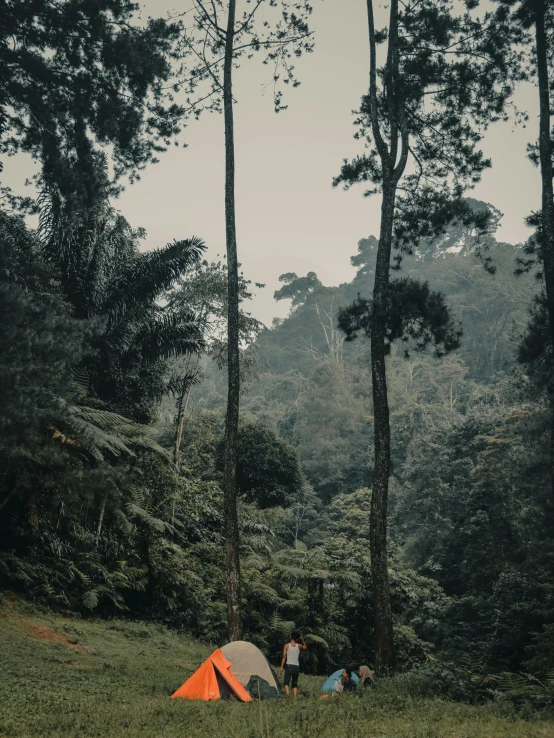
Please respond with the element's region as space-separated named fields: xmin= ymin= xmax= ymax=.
xmin=0 ymin=596 xmax=553 ymax=738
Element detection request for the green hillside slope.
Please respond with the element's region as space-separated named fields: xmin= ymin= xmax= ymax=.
xmin=1 ymin=597 xmax=553 ymax=738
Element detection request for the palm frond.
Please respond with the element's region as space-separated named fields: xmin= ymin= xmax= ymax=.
xmin=104 ymin=238 xmax=205 ymax=318
xmin=133 ymin=310 xmax=205 ymax=362
xmin=38 ymin=156 xmax=116 ymax=315
xmin=166 ymin=367 xmax=202 ymax=397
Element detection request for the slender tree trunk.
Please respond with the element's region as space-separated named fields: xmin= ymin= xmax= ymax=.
xmin=0 ymin=487 xmax=18 ymax=514
xmin=222 ymin=0 xmax=242 ymax=641
xmin=96 ymin=493 xmax=107 ymax=543
xmin=535 ymin=1 xmax=554 ymax=351
xmin=173 ymin=356 xmax=191 ymax=467
xmin=174 ymin=400 xmax=188 ymax=468
xmin=550 ymin=408 xmax=554 ymax=501
xmin=370 ymin=182 xmax=396 ymax=675
xmin=535 ymin=1 xmax=554 ymax=500
xmin=173 ymin=355 xmax=200 ymax=468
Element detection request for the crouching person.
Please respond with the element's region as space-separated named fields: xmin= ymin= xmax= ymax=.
xmin=335 ymin=669 xmax=357 ymax=695
xmin=280 ymin=631 xmax=307 ymax=698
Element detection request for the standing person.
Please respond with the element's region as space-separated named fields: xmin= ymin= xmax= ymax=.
xmin=280 ymin=631 xmax=307 ymax=698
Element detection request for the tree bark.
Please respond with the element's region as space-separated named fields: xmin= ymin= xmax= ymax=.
xmin=365 ymin=0 xmax=407 ymax=675
xmin=222 ymin=0 xmax=242 ymax=642
xmin=535 ymin=0 xmax=554 ymax=352
xmin=370 ymin=183 xmax=396 ymax=675
xmin=535 ymin=0 xmax=554 ymax=501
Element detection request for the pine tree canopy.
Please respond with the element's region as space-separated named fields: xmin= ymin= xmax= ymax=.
xmin=1 ymin=0 xmax=186 ymax=198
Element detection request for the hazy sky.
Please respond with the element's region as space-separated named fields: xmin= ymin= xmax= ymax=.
xmin=5 ymin=1 xmax=542 ymax=326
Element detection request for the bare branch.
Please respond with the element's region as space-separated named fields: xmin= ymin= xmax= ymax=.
xmin=393 ymin=103 xmax=410 ymax=182
xmin=366 ymin=0 xmax=390 ymax=166
xmin=195 ymin=0 xmax=227 ymax=39
xmin=237 ymin=0 xmax=266 ymax=35
xmin=386 ymin=0 xmax=400 ymax=166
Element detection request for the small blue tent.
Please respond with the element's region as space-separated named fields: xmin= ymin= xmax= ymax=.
xmin=321 ymin=669 xmax=360 ymax=693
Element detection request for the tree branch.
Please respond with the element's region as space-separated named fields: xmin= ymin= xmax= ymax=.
xmin=237 ymin=0 xmax=265 ymax=35
xmin=195 ymin=0 xmax=227 ymax=39
xmin=366 ymin=0 xmax=390 ymax=166
xmin=393 ymin=103 xmax=410 ymax=182
xmin=386 ymin=0 xmax=400 ymax=167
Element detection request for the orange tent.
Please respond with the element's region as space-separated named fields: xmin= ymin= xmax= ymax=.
xmin=171 ymin=648 xmax=253 ymax=702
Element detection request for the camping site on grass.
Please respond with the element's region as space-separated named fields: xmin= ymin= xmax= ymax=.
xmin=1 ymin=598 xmax=554 ymax=738
xmin=4 ymin=2 xmax=554 ymax=736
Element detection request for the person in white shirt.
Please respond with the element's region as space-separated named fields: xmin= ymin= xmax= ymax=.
xmin=279 ymin=631 xmax=307 ymax=698
xmin=333 ymin=669 xmax=356 ymax=696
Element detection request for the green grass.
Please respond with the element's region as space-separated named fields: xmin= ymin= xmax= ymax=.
xmin=1 ymin=596 xmax=553 ymax=738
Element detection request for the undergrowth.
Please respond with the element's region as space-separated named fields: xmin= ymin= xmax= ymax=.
xmin=1 ymin=596 xmax=553 ymax=738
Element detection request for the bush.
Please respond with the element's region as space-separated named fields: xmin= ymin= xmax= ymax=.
xmin=393 ymin=624 xmax=434 ymax=671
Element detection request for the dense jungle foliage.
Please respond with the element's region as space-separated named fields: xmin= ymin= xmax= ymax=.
xmin=2 ymin=186 xmax=553 ymax=687
xmin=2 ymin=2 xmax=554 ymax=720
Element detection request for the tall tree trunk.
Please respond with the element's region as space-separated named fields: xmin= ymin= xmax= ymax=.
xmin=370 ymin=183 xmax=396 ymax=675
xmin=535 ymin=0 xmax=554 ymax=350
xmin=222 ymin=0 xmax=242 ymax=641
xmin=365 ymin=0 xmax=407 ymax=674
xmin=535 ymin=0 xmax=554 ymax=500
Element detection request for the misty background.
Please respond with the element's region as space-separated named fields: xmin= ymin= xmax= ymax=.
xmin=3 ymin=0 xmax=541 ymax=325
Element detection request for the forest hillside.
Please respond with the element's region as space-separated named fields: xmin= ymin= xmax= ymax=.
xmin=2 ymin=0 xmax=554 ymax=733
xmin=151 ymin=199 xmax=554 ymax=678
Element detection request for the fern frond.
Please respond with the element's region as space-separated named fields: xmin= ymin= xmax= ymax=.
xmin=246 ymin=581 xmax=282 ymax=605
xmin=82 ymin=588 xmax=99 ymax=609
xmin=61 ymin=405 xmax=168 ymax=461
xmin=303 ymin=633 xmax=329 ymax=647
xmin=460 ymin=652 xmax=485 ymax=675
xmin=125 ymin=503 xmax=173 ymax=534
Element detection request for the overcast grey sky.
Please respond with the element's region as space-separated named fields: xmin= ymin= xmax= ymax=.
xmin=5 ymin=1 xmax=542 ymax=326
